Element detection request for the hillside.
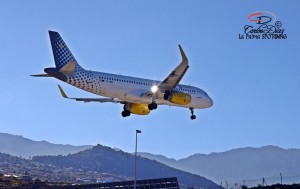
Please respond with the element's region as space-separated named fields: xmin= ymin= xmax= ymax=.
xmin=0 ymin=152 xmax=127 ymax=183
xmin=0 ymin=133 xmax=92 ymax=158
xmin=33 ymin=145 xmax=218 ymax=188
xmin=140 ymin=146 xmax=300 ymax=186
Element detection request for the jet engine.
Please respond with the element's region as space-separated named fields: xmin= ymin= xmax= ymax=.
xmin=122 ymin=103 xmax=150 ymax=117
xmin=129 ymin=103 xmax=150 ymax=115
xmin=164 ymin=91 xmax=191 ymax=105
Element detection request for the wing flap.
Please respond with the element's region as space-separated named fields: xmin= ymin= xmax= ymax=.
xmin=58 ymin=85 xmax=121 ymax=103
xmin=74 ymin=97 xmax=119 ymax=103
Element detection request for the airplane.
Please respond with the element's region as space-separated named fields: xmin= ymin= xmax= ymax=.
xmin=32 ymin=31 xmax=213 ymax=120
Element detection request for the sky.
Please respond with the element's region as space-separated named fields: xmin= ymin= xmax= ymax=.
xmin=0 ymin=0 xmax=299 ymax=159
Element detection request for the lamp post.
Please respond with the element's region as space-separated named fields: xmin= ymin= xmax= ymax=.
xmin=134 ymin=129 xmax=141 ymax=189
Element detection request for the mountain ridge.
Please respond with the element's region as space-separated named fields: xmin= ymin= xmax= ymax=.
xmin=2 ymin=132 xmax=300 ymax=186
xmin=0 ymin=132 xmax=92 ymax=158
xmin=139 ymin=145 xmax=300 ymax=186
xmin=0 ymin=132 xmax=218 ymax=187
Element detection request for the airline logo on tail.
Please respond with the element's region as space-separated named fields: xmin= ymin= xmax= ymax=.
xmin=49 ymin=31 xmax=77 ymax=69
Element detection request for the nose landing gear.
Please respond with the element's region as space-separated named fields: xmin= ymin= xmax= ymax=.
xmin=189 ymin=108 xmax=196 ymax=120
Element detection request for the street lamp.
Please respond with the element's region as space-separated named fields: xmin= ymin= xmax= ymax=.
xmin=134 ymin=129 xmax=141 ymax=189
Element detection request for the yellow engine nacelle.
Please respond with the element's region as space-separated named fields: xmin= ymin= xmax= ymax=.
xmin=130 ymin=103 xmax=150 ymax=115
xmin=164 ymin=91 xmax=191 ymax=105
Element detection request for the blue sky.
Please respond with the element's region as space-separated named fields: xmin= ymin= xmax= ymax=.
xmin=0 ymin=0 xmax=299 ymax=159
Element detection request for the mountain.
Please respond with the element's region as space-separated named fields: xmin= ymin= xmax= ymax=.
xmin=33 ymin=144 xmax=218 ymax=188
xmin=5 ymin=132 xmax=298 ymax=187
xmin=139 ymin=146 xmax=300 ymax=186
xmin=0 ymin=132 xmax=92 ymax=158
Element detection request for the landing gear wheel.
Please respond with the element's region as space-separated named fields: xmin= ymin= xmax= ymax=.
xmin=191 ymin=115 xmax=196 ymax=120
xmin=148 ymin=103 xmax=158 ymax=110
xmin=148 ymin=104 xmax=153 ymax=110
xmin=121 ymin=110 xmax=131 ymax=117
xmin=152 ymin=103 xmax=157 ymax=109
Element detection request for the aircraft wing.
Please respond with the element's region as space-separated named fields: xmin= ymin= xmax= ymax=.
xmin=158 ymin=45 xmax=189 ymax=92
xmin=58 ymin=85 xmax=121 ymax=103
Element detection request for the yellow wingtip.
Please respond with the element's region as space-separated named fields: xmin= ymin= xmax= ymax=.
xmin=58 ymin=85 xmax=68 ymax=98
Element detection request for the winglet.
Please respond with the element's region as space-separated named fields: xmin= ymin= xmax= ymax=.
xmin=58 ymin=85 xmax=68 ymax=98
xmin=179 ymin=45 xmax=188 ymax=62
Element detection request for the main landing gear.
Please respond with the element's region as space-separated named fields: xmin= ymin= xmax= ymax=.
xmin=121 ymin=110 xmax=130 ymax=117
xmin=121 ymin=104 xmax=131 ymax=117
xmin=149 ymin=91 xmax=158 ymax=111
xmin=189 ymin=107 xmax=196 ymax=120
xmin=148 ymin=102 xmax=157 ymax=110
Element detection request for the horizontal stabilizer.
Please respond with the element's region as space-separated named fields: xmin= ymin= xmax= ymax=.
xmin=31 ymin=74 xmax=52 ymax=77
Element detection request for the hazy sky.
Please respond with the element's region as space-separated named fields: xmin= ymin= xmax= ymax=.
xmin=0 ymin=0 xmax=299 ymax=159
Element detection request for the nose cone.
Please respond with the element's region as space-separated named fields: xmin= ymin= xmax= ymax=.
xmin=204 ymin=95 xmax=213 ymax=108
xmin=208 ymin=96 xmax=214 ymax=107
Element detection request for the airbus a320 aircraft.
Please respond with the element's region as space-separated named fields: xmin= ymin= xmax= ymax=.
xmin=32 ymin=31 xmax=213 ymax=120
